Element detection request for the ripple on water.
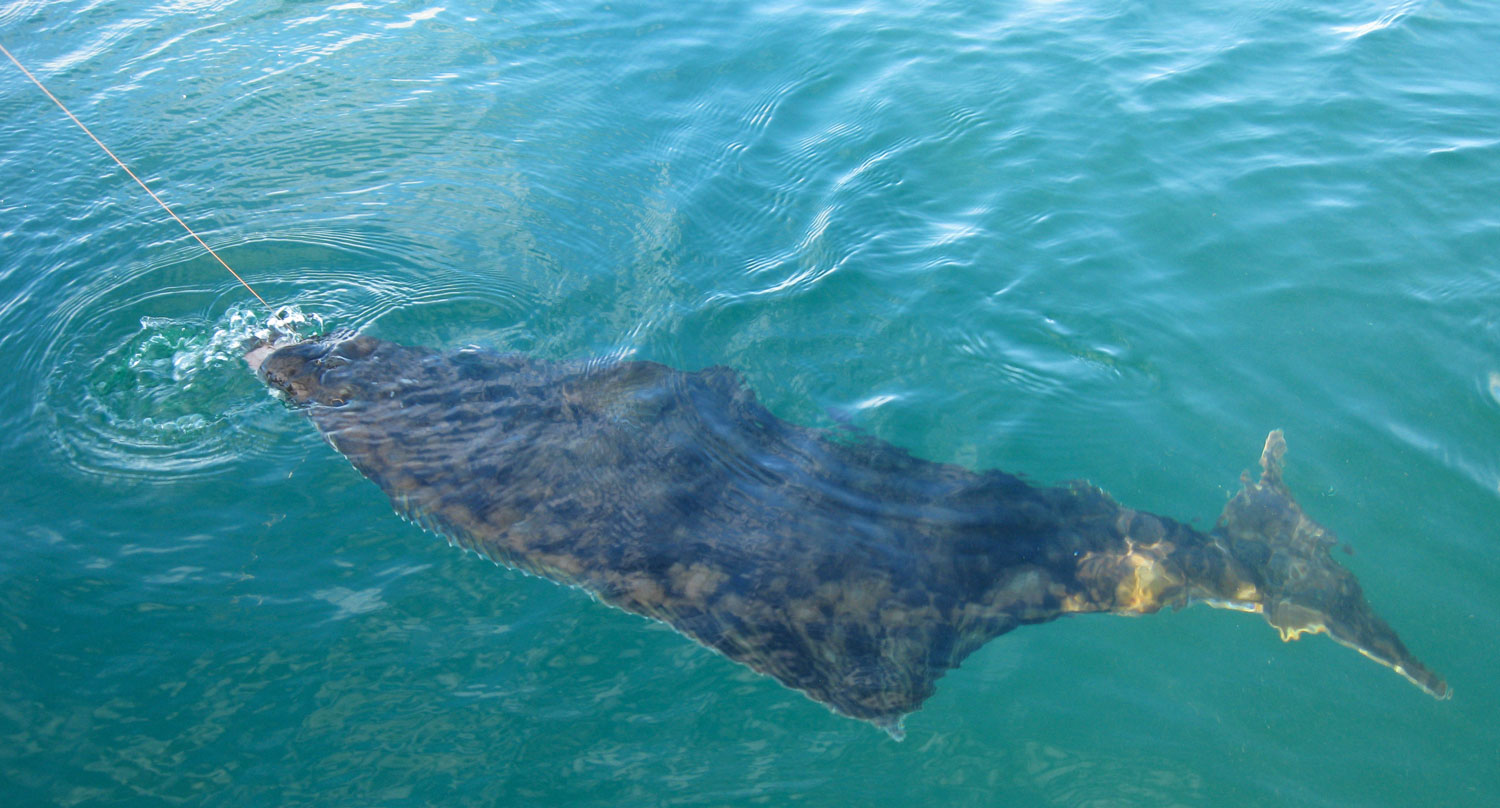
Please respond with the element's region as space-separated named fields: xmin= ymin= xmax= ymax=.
xmin=45 ymin=302 xmax=315 ymax=481
xmin=35 ymin=228 xmax=536 ymax=483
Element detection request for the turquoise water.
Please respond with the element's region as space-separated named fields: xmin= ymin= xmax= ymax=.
xmin=2 ymin=0 xmax=1497 ymax=804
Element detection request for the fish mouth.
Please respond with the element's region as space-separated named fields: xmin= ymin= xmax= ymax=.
xmin=247 ymin=331 xmax=372 ymax=405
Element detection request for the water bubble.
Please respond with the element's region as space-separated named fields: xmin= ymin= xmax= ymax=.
xmin=44 ymin=304 xmax=323 ymax=481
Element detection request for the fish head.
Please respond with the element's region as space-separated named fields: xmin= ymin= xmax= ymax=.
xmin=250 ymin=333 xmax=382 ymax=406
xmin=1214 ymin=431 xmax=1449 ymax=699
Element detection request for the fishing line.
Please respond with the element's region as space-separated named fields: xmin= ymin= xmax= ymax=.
xmin=1 ymin=40 xmax=273 ymax=312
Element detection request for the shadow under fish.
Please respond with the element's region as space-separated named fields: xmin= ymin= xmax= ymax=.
xmin=246 ymin=333 xmax=1448 ymax=738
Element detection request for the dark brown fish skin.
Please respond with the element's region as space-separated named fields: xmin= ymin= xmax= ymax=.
xmin=254 ymin=334 xmax=1447 ymax=735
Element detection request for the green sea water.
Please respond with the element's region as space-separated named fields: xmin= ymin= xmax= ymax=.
xmin=1 ymin=1 xmax=1497 ymax=805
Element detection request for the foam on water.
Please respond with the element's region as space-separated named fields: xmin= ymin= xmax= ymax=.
xmin=44 ymin=304 xmax=319 ymax=480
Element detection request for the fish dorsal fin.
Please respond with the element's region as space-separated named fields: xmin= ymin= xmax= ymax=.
xmin=1258 ymin=429 xmax=1288 ymax=489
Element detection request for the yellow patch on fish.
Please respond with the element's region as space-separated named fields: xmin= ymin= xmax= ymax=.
xmin=1116 ymin=545 xmax=1182 ymax=613
xmin=1075 ymin=539 xmax=1182 ymax=614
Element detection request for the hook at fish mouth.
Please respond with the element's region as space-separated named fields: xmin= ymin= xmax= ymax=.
xmin=241 ymin=318 xmax=318 ymax=375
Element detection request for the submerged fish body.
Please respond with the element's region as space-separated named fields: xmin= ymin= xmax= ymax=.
xmin=252 ymin=333 xmax=1447 ymax=736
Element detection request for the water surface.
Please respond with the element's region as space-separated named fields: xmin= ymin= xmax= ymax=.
xmin=1 ymin=1 xmax=1497 ymax=805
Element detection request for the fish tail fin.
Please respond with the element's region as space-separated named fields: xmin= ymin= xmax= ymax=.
xmin=1214 ymin=431 xmax=1449 ymax=699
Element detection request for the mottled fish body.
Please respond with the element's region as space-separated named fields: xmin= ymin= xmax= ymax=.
xmin=252 ymin=334 xmax=1447 ymax=736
